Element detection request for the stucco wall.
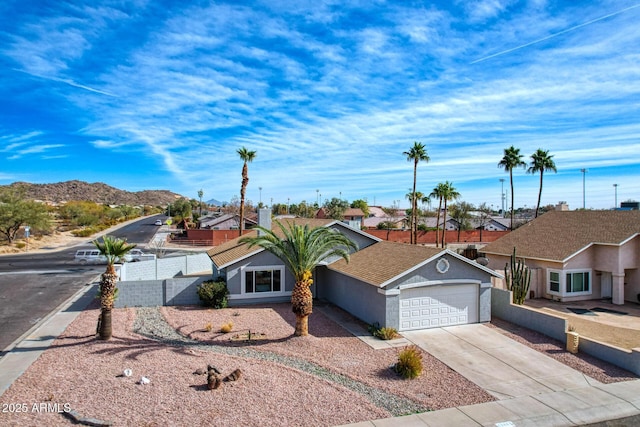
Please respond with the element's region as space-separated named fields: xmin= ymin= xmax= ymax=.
xmin=225 ymin=250 xmax=295 ymax=297
xmin=316 ymin=266 xmax=387 ymax=327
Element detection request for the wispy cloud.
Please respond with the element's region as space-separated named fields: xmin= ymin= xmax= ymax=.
xmin=1 ymin=1 xmax=639 ymax=209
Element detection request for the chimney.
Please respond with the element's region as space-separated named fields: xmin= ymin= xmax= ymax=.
xmin=257 ymin=208 xmax=272 ymax=236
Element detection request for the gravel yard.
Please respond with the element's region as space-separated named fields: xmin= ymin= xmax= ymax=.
xmin=1 ymin=300 xmax=637 ymax=427
xmin=0 ymin=302 xmax=493 ymax=427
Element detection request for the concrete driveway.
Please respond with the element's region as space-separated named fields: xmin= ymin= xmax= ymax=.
xmin=403 ymin=324 xmax=599 ymax=400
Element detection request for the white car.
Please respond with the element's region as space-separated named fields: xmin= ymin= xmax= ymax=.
xmin=154 ymin=219 xmax=163 ymax=226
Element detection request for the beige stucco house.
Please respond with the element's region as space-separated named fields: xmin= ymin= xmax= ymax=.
xmin=482 ymin=210 xmax=640 ymax=305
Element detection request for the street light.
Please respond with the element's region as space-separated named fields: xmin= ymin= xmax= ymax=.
xmin=259 ymin=187 xmax=262 ymax=205
xmin=316 ymin=189 xmax=319 ymax=205
xmin=614 ymin=184 xmax=618 ymax=209
xmin=580 ymin=169 xmax=588 ymax=209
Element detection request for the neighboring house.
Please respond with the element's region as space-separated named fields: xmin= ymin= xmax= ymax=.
xmin=198 ymin=213 xmax=257 ymax=230
xmin=316 ymin=207 xmax=365 ymax=229
xmin=482 ymin=210 xmax=640 ymax=305
xmin=207 ymin=210 xmax=501 ymax=331
xmin=448 ymin=217 xmax=510 ymax=231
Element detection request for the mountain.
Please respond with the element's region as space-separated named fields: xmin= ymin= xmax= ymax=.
xmin=2 ymin=180 xmax=186 ymax=206
xmin=206 ymin=198 xmax=224 ymax=206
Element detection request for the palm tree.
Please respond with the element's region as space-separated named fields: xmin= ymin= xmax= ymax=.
xmin=237 ymin=147 xmax=257 ymax=237
xmin=527 ymin=149 xmax=557 ymax=218
xmin=240 ymin=221 xmax=357 ymax=336
xmin=403 ymin=142 xmax=430 ymax=245
xmin=439 ymin=181 xmax=460 ymax=247
xmin=429 ymin=183 xmax=447 ymax=248
xmin=93 ymin=235 xmax=136 ymax=340
xmin=498 ymin=146 xmax=526 ymax=230
xmin=198 ymin=188 xmax=204 ymax=218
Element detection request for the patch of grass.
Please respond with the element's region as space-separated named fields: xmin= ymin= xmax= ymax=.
xmin=395 ymin=345 xmax=423 ymax=379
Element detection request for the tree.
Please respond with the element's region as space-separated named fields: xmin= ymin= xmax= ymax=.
xmin=498 ymin=146 xmax=526 ymax=230
xmin=449 ymin=201 xmax=473 ymax=242
xmin=0 ymin=188 xmax=51 ymax=244
xmin=237 ymin=147 xmax=257 ymax=236
xmin=429 ymin=183 xmax=447 ymax=248
xmin=322 ymin=197 xmax=349 ymax=220
xmin=350 ymin=199 xmax=370 ymax=218
xmin=240 ymin=221 xmax=357 ymax=336
xmin=403 ymin=142 xmax=430 ymax=244
xmin=169 ymin=198 xmax=192 ymax=223
xmin=476 ymin=202 xmax=493 ymax=242
xmin=528 ymin=149 xmax=557 ymax=218
xmin=198 ymin=189 xmax=204 ymax=218
xmin=439 ymin=182 xmax=460 ymax=247
xmin=93 ymin=235 xmax=136 ymax=340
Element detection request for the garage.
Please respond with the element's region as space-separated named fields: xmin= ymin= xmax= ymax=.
xmin=399 ymin=284 xmax=479 ymax=331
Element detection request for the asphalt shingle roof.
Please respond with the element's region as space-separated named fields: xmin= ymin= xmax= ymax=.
xmin=482 ymin=210 xmax=640 ymax=262
xmin=207 ymin=218 xmax=334 ymax=268
xmin=327 ymin=241 xmax=442 ymax=287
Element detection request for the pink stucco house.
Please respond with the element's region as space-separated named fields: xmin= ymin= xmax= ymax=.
xmin=482 ymin=210 xmax=640 ymax=305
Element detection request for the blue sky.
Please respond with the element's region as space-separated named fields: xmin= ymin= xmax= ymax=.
xmin=1 ymin=1 xmax=639 ymax=211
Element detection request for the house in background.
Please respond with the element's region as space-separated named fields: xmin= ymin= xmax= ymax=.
xmin=207 ymin=209 xmax=501 ymax=331
xmin=482 ymin=210 xmax=640 ymax=305
xmin=315 ymin=207 xmax=365 ymax=229
xmin=198 ymin=213 xmax=257 ymax=230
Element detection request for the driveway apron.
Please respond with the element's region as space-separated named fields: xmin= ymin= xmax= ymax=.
xmin=403 ymin=324 xmax=598 ymax=400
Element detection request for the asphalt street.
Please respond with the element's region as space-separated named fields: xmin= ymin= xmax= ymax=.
xmin=0 ymin=214 xmax=167 ymax=355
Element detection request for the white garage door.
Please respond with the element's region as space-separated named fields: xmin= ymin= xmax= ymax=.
xmin=399 ymin=284 xmax=479 ymax=331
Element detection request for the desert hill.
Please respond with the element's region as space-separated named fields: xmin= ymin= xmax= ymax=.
xmin=2 ymin=180 xmax=186 ymax=206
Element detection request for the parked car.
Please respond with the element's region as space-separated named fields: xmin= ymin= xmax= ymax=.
xmin=74 ymin=250 xmax=107 ymax=264
xmin=154 ymin=219 xmax=163 ymax=226
xmin=123 ymin=249 xmax=156 ymax=262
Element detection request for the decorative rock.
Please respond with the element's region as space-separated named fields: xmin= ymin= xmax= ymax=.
xmin=223 ymin=368 xmax=242 ymax=382
xmin=138 ymin=376 xmax=151 ymax=385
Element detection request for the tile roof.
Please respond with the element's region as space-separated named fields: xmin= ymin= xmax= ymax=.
xmin=482 ymin=210 xmax=640 ymax=262
xmin=207 ymin=218 xmax=334 ymax=268
xmin=327 ymin=241 xmax=442 ymax=287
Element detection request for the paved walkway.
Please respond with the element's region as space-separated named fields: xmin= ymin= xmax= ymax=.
xmin=341 ymin=324 xmax=640 ymax=426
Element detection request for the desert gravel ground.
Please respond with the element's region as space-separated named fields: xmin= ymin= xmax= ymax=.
xmin=1 ymin=301 xmax=637 ymax=426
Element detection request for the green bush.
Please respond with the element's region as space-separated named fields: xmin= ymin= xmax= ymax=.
xmin=395 ymin=345 xmax=423 ymax=379
xmin=197 ymin=280 xmax=229 ymax=309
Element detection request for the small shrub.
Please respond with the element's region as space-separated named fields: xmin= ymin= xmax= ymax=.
xmin=368 ymin=322 xmax=381 ymax=336
xmin=395 ymin=345 xmax=423 ymax=379
xmin=204 ymin=322 xmax=213 ymax=332
xmin=375 ymin=327 xmax=399 ymax=340
xmin=220 ymin=321 xmax=233 ymax=333
xmin=197 ymin=280 xmax=229 ymax=308
xmin=14 ymin=242 xmax=26 ymax=249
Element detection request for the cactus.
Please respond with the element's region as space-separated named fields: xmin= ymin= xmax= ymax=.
xmin=505 ymin=247 xmax=531 ymax=305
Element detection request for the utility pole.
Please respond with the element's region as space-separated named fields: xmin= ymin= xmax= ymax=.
xmin=580 ymin=169 xmax=588 ymax=209
xmin=613 ymin=184 xmax=618 ymax=209
xmin=499 ymin=178 xmax=505 ymax=217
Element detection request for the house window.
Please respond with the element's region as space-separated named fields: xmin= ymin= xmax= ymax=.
xmin=566 ymin=271 xmax=589 ymax=293
xmin=549 ymin=271 xmax=560 ymax=292
xmin=547 ymin=269 xmax=591 ymax=297
xmin=244 ymin=268 xmax=283 ymax=293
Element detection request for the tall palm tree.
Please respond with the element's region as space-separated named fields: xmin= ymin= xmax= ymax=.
xmin=240 ymin=221 xmax=357 ymax=336
xmin=237 ymin=147 xmax=257 ymax=237
xmin=429 ymin=183 xmax=447 ymax=248
xmin=403 ymin=142 xmax=430 ymax=245
xmin=93 ymin=235 xmax=136 ymax=340
xmin=498 ymin=146 xmax=526 ymax=230
xmin=527 ymin=149 xmax=557 ymax=218
xmin=439 ymin=181 xmax=460 ymax=247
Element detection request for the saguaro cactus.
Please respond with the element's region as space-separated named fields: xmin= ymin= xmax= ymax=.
xmin=505 ymin=247 xmax=531 ymax=305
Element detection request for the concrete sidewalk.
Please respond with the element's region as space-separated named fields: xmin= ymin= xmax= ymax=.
xmin=341 ymin=324 xmax=640 ymax=426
